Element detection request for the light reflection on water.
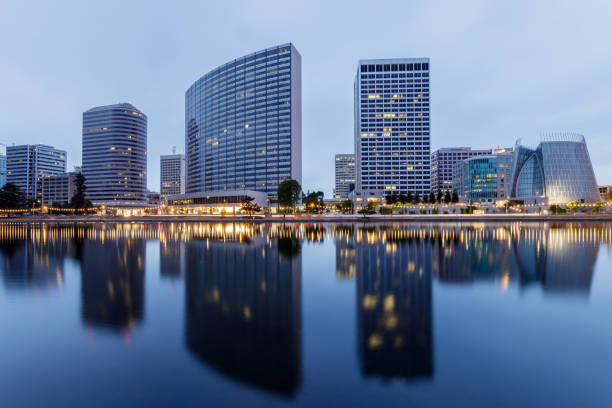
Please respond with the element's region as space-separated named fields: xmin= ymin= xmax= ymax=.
xmin=0 ymin=222 xmax=611 ymax=407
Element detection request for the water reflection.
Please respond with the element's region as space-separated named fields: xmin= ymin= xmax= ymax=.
xmin=184 ymin=228 xmax=302 ymax=396
xmin=0 ymin=221 xmax=610 ymax=399
xmin=79 ymin=237 xmax=146 ymax=332
xmin=354 ymin=228 xmax=433 ymax=381
xmin=0 ymin=225 xmax=69 ymax=292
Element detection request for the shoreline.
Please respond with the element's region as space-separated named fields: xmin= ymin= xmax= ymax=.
xmin=2 ymin=214 xmax=612 ymax=223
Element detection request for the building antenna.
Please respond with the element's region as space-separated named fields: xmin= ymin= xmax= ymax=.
xmin=172 ymin=145 xmax=176 ymax=154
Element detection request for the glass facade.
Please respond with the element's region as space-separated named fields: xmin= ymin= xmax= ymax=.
xmin=82 ymin=103 xmax=147 ymax=205
xmin=431 ymin=147 xmax=492 ymax=195
xmin=453 ymin=149 xmax=513 ymax=202
xmin=185 ymin=43 xmax=302 ymax=203
xmin=510 ymin=134 xmax=600 ymax=204
xmin=354 ymin=58 xmax=430 ymax=199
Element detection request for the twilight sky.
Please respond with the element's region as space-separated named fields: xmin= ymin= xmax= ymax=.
xmin=1 ymin=0 xmax=611 ymax=195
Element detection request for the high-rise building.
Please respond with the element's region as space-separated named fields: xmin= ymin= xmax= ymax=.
xmin=431 ymin=147 xmax=492 ymax=195
xmin=82 ymin=103 xmax=147 ymax=205
xmin=334 ymin=154 xmax=355 ymax=199
xmin=453 ymin=148 xmax=513 ymax=203
xmin=160 ymin=153 xmax=185 ymax=198
xmin=6 ymin=144 xmax=66 ymax=203
xmin=510 ymin=134 xmax=600 ymax=204
xmin=0 ymin=154 xmax=6 ymax=187
xmin=42 ymin=172 xmax=77 ymax=205
xmin=185 ymin=43 xmax=301 ymax=204
xmin=354 ymin=58 xmax=430 ymax=202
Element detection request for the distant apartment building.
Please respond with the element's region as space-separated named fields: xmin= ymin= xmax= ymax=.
xmin=185 ymin=43 xmax=301 ymax=204
xmin=354 ymin=58 xmax=430 ymax=202
xmin=431 ymin=147 xmax=492 ymax=195
xmin=160 ymin=154 xmax=185 ymax=198
xmin=0 ymin=154 xmax=6 ymax=187
xmin=42 ymin=172 xmax=77 ymax=205
xmin=82 ymin=103 xmax=147 ymax=205
xmin=6 ymin=144 xmax=67 ymax=203
xmin=453 ymin=148 xmax=513 ymax=203
xmin=334 ymin=154 xmax=355 ymax=199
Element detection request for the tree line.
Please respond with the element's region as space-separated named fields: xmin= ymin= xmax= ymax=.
xmin=0 ymin=173 xmax=92 ymax=212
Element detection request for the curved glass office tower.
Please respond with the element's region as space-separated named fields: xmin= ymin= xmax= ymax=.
xmin=510 ymin=134 xmax=600 ymax=204
xmin=82 ymin=103 xmax=147 ymax=205
xmin=185 ymin=44 xmax=302 ymax=203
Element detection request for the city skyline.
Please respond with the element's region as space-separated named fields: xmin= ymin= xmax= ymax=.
xmin=2 ymin=1 xmax=612 ymax=196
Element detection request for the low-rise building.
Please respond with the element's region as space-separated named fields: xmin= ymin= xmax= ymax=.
xmin=167 ymin=190 xmax=267 ymax=214
xmin=453 ymin=148 xmax=513 ymax=203
xmin=599 ymin=186 xmax=612 ymax=202
xmin=42 ymin=172 xmax=77 ymax=206
xmin=431 ymin=147 xmax=492 ymax=195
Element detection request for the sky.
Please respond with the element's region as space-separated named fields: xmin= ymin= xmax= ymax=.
xmin=1 ymin=0 xmax=611 ymax=196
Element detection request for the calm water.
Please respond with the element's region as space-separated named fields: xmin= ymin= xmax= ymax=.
xmin=1 ymin=222 xmax=611 ymax=407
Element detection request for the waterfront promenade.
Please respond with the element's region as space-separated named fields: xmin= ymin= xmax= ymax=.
xmin=2 ymin=214 xmax=612 ymax=223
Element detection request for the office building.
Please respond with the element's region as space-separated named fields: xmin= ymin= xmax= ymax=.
xmin=431 ymin=147 xmax=492 ymax=195
xmin=6 ymin=144 xmax=66 ymax=203
xmin=82 ymin=103 xmax=147 ymax=205
xmin=160 ymin=153 xmax=185 ymax=198
xmin=0 ymin=154 xmax=6 ymax=187
xmin=354 ymin=58 xmax=430 ymax=202
xmin=185 ymin=43 xmax=301 ymax=204
xmin=453 ymin=148 xmax=513 ymax=203
xmin=510 ymin=134 xmax=600 ymax=204
xmin=334 ymin=154 xmax=355 ymax=199
xmin=42 ymin=172 xmax=77 ymax=205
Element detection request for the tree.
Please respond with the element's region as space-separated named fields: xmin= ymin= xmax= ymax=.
xmin=407 ymin=192 xmax=415 ymax=204
xmin=240 ymin=196 xmax=261 ymax=215
xmin=358 ymin=201 xmax=377 ymax=216
xmin=0 ymin=183 xmax=27 ymax=209
xmin=277 ymin=179 xmax=301 ymax=213
xmin=451 ymin=191 xmax=459 ymax=203
xmin=429 ymin=192 xmax=436 ymax=203
xmin=338 ymin=199 xmax=353 ymax=214
xmin=385 ymin=194 xmax=398 ymax=205
xmin=444 ymin=191 xmax=451 ymax=204
xmin=303 ymin=190 xmax=324 ymax=213
xmin=567 ymin=201 xmax=579 ymax=212
xmin=70 ymin=173 xmax=92 ymax=210
xmin=436 ymin=191 xmax=443 ymax=203
xmin=593 ymin=201 xmax=605 ymax=213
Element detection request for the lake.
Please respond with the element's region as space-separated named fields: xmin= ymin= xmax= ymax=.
xmin=0 ymin=222 xmax=611 ymax=407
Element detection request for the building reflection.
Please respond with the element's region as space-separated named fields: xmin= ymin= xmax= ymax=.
xmin=334 ymin=225 xmax=356 ymax=279
xmin=354 ymin=228 xmax=433 ymax=381
xmin=160 ymin=240 xmax=186 ymax=280
xmin=429 ymin=223 xmax=601 ymax=296
xmin=184 ymin=229 xmax=302 ymax=396
xmin=79 ymin=236 xmax=146 ymax=332
xmin=0 ymin=224 xmax=70 ymax=292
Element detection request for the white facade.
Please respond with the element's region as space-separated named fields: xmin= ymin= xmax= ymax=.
xmin=160 ymin=154 xmax=185 ymax=198
xmin=334 ymin=154 xmax=355 ymax=199
xmin=354 ymin=58 xmax=430 ymax=202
